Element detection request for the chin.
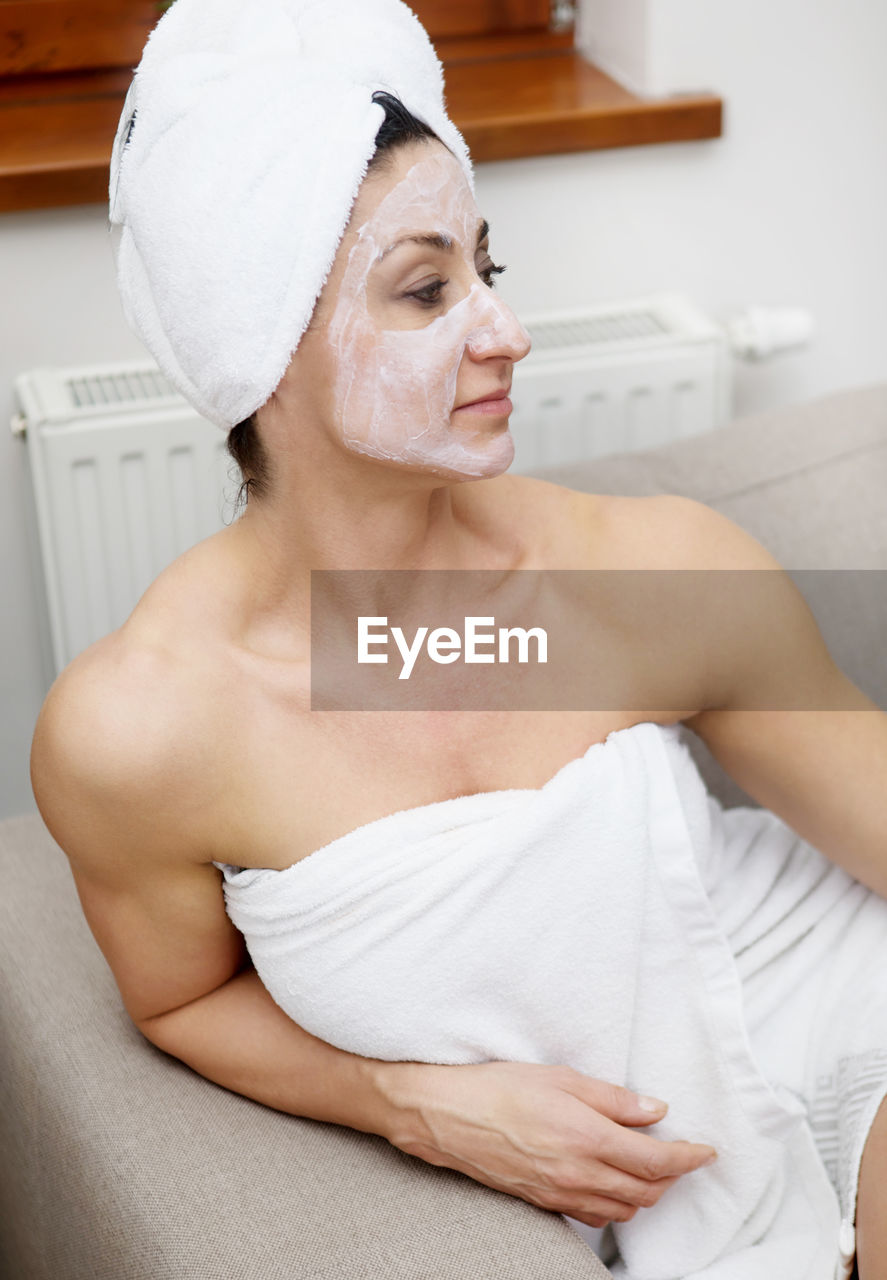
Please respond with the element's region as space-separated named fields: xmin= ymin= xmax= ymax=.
xmin=450 ymin=434 xmax=515 ymax=481
xmin=345 ymin=430 xmax=515 ymax=481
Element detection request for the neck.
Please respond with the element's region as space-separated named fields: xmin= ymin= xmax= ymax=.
xmin=221 ymin=451 xmax=523 ymax=661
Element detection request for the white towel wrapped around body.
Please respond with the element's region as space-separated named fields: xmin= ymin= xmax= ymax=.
xmin=215 ymin=721 xmax=887 ymax=1279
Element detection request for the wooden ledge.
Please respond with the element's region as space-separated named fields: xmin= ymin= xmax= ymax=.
xmin=0 ymin=50 xmax=722 ymax=213
xmin=447 ymin=50 xmax=722 ymax=164
xmin=0 ymin=68 xmax=130 ymax=212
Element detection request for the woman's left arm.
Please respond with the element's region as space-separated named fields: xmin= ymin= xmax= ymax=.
xmin=667 ymin=498 xmax=887 ymax=897
xmin=686 ymin=700 xmax=887 ymax=897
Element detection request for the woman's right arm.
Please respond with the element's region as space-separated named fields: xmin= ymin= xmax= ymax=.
xmin=30 ymin=645 xmax=715 ymax=1231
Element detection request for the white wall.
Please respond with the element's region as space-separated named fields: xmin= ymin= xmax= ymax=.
xmin=1 ymin=207 xmax=147 ymax=821
xmin=1 ymin=0 xmax=886 ymax=820
xmin=479 ymin=0 xmax=887 ymax=421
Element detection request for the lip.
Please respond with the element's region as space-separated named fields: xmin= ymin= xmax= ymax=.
xmin=454 ymin=389 xmax=513 ymax=415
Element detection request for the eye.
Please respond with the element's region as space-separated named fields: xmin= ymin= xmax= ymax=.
xmin=477 ymin=256 xmax=507 ymax=289
xmin=405 ymin=278 xmax=448 ymax=307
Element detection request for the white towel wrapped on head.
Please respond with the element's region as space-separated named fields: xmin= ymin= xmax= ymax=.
xmin=109 ymin=0 xmax=472 ymax=430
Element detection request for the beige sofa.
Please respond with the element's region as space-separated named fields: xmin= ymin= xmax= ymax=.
xmin=2 ymin=384 xmax=886 ymax=1279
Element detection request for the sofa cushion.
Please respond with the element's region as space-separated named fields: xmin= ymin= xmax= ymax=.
xmin=535 ymin=382 xmax=887 ymax=570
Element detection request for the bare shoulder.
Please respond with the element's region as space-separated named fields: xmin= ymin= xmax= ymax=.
xmin=512 ymin=476 xmax=783 ymax=571
xmin=608 ymin=493 xmax=783 ymax=571
xmin=490 ymin=479 xmax=802 ymax=715
xmin=30 ymin=555 xmax=252 ymax=1026
xmin=31 ymin=623 xmax=221 ymax=874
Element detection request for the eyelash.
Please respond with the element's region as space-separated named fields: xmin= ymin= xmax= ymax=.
xmin=482 ymin=262 xmax=507 ymax=288
xmin=406 ymin=261 xmax=507 ymax=307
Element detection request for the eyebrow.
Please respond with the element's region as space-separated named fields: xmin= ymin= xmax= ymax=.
xmin=377 ymin=219 xmax=491 ymax=263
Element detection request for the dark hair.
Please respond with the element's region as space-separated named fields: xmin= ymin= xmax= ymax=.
xmin=227 ymin=416 xmax=272 ymax=510
xmin=226 ymin=93 xmax=440 ymax=509
xmin=368 ymin=90 xmax=439 ymax=166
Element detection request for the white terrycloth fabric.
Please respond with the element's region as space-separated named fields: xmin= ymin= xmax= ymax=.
xmin=108 ymin=0 xmax=472 ymax=430
xmin=215 ymin=721 xmax=887 ymax=1279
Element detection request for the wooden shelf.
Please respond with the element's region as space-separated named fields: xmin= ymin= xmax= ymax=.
xmin=446 ymin=49 xmax=722 ymax=163
xmin=0 ymin=69 xmax=130 ymax=212
xmin=0 ymin=49 xmax=722 ymax=214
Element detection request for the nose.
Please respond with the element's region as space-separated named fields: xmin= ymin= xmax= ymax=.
xmin=464 ymin=287 xmax=532 ymax=365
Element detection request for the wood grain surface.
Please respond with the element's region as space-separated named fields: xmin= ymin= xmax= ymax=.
xmin=0 ymin=3 xmax=722 ymax=211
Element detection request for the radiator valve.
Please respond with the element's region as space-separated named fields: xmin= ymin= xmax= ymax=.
xmin=725 ymin=306 xmax=814 ymax=361
xmin=550 ymin=0 xmax=576 ymax=32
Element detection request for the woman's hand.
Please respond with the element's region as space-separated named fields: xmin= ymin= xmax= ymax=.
xmin=376 ymin=1060 xmax=717 ymax=1228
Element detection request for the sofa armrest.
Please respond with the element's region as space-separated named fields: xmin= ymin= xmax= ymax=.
xmin=0 ymin=814 xmax=611 ymax=1280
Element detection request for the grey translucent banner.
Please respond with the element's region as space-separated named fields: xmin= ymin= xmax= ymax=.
xmin=309 ymin=570 xmax=886 ymax=712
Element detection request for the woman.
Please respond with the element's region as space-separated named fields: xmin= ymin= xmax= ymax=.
xmin=29 ymin=1 xmax=887 ymax=1276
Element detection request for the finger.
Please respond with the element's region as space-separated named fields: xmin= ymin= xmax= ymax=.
xmin=602 ymin=1132 xmax=718 ymax=1182
xmin=570 ymin=1211 xmax=623 ymax=1230
xmin=459 ymin=1165 xmax=641 ymax=1226
xmin=557 ymin=1196 xmax=641 ymax=1226
xmin=565 ymin=1076 xmax=670 ymax=1128
xmin=593 ymin=1168 xmax=683 ymax=1210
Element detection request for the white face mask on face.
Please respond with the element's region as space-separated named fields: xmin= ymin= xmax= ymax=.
xmin=326 ymin=148 xmax=531 ymax=478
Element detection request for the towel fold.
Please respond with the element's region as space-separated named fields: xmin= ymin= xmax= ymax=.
xmin=216 ymin=721 xmax=845 ymax=1278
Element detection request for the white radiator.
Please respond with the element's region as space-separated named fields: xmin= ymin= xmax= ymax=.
xmin=14 ymin=293 xmax=731 ymax=672
xmin=13 ymin=364 xmax=232 ymax=674
xmin=509 ymin=293 xmax=731 ymax=472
